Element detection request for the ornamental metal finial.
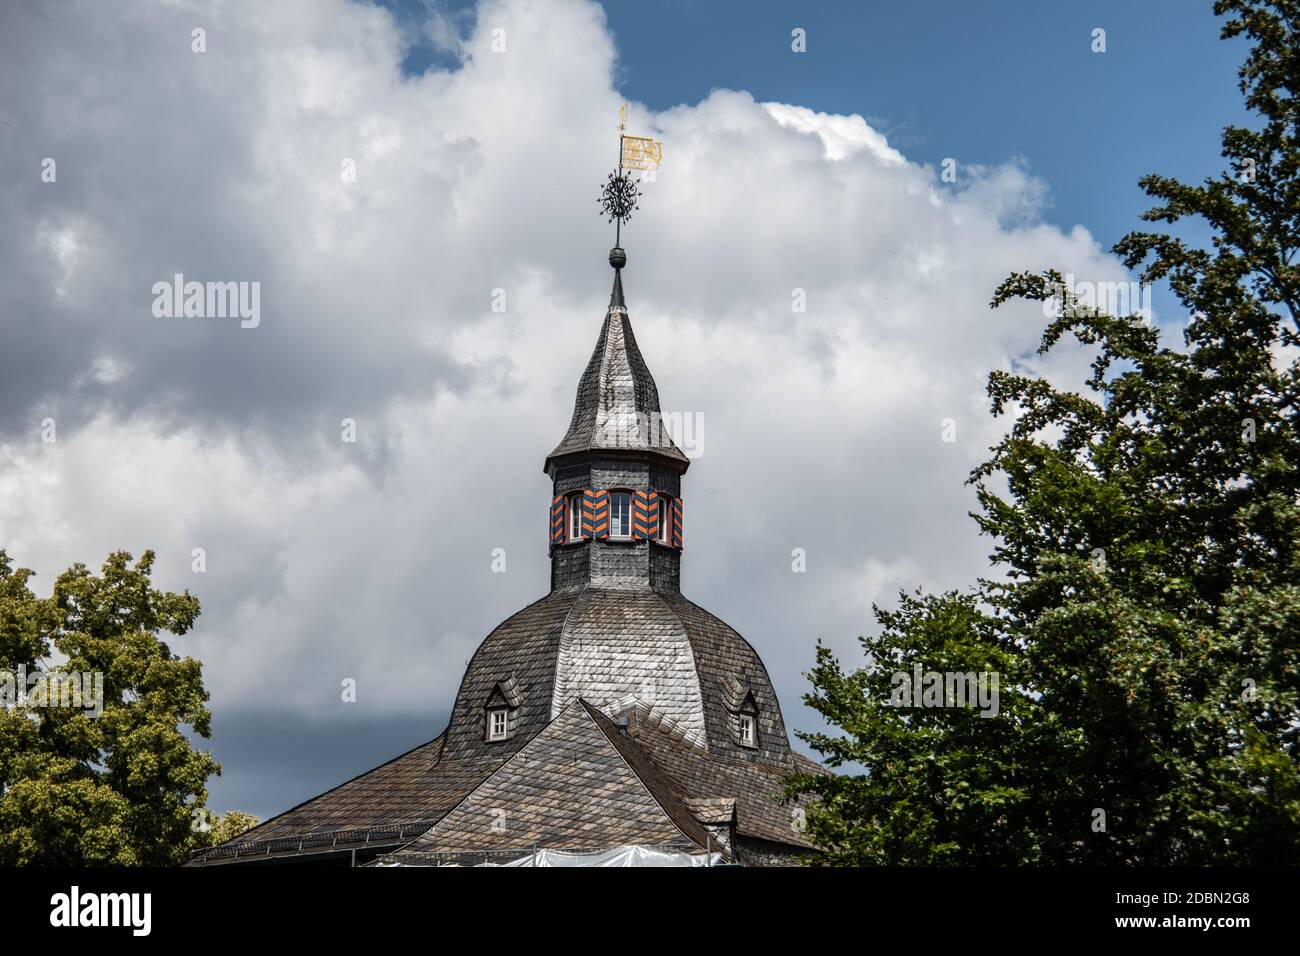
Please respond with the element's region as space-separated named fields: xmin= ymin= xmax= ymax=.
xmin=598 ymin=104 xmax=662 ymax=264
xmin=600 ymin=171 xmax=640 ymax=226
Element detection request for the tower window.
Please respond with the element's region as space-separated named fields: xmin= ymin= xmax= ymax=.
xmin=738 ymin=713 xmax=757 ymax=748
xmin=610 ymin=491 xmax=632 ymax=538
xmin=487 ymin=707 xmax=509 ymax=742
xmin=656 ymin=495 xmax=671 ymax=544
xmin=568 ymin=493 xmax=584 ymax=542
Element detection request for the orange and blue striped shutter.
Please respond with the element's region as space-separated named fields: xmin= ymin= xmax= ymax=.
xmin=672 ymin=498 xmax=684 ymax=548
xmin=550 ymin=494 xmax=565 ymax=547
xmin=583 ymin=489 xmax=609 ymax=539
xmin=632 ymin=491 xmax=653 ymax=539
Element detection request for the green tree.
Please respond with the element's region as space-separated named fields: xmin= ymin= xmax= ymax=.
xmin=790 ymin=0 xmax=1300 ymax=864
xmin=204 ymin=809 xmax=260 ymax=847
xmin=794 ymin=593 xmax=1038 ymax=865
xmin=0 ymin=549 xmax=220 ymax=865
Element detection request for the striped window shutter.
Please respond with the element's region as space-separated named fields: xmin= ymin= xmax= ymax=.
xmin=550 ymin=495 xmax=565 ymax=548
xmin=583 ymin=489 xmax=609 ymax=539
xmin=632 ymin=491 xmax=653 ymax=539
xmin=672 ymin=498 xmax=684 ymax=549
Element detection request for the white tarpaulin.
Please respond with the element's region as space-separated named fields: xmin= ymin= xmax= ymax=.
xmin=376 ymin=846 xmax=722 ymax=867
xmin=488 ymin=846 xmax=720 ymax=867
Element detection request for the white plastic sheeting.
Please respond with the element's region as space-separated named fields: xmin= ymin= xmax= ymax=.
xmin=377 ymin=846 xmax=722 ymax=867
xmin=490 ymin=846 xmax=720 ymax=867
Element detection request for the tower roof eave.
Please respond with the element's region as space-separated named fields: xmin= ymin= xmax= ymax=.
xmin=543 ymin=444 xmax=690 ymax=477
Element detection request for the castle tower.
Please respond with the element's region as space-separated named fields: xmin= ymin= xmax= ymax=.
xmin=432 ymin=247 xmax=797 ymax=772
xmin=545 ymin=259 xmax=688 ymax=594
xmin=191 ymin=125 xmax=824 ymax=869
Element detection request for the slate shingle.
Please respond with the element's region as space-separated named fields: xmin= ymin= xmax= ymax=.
xmin=383 ymin=698 xmax=716 ymax=862
xmin=191 ymin=265 xmax=828 ymax=867
xmin=545 ymin=274 xmax=689 ymax=469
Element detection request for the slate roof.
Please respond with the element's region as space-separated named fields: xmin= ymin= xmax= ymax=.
xmin=440 ymin=590 xmax=573 ymax=761
xmin=609 ymin=700 xmax=820 ymax=849
xmin=381 ymin=698 xmax=721 ymax=864
xmin=443 ymin=585 xmax=794 ymax=766
xmin=190 ymin=583 xmax=821 ymax=866
xmin=189 ymin=260 xmax=829 ymax=867
xmin=185 ymin=735 xmax=504 ymax=865
xmin=663 ymin=590 xmax=798 ymax=769
xmin=545 ymin=270 xmax=689 ymax=470
xmin=551 ymin=587 xmax=708 ymax=747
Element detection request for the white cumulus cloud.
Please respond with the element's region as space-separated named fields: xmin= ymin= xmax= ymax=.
xmin=0 ymin=0 xmax=1143 ymax=812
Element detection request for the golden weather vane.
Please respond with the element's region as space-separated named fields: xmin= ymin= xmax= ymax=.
xmin=617 ymin=103 xmax=663 ymax=172
xmin=600 ymin=104 xmax=663 ymax=255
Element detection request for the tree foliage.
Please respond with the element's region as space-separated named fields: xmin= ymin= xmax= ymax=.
xmin=790 ymin=0 xmax=1300 ymax=864
xmin=205 ymin=809 xmax=260 ymax=847
xmin=0 ymin=549 xmax=221 ymax=865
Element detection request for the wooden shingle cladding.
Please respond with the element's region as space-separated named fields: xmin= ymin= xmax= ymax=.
xmin=685 ymin=797 xmax=738 ymax=826
xmin=582 ymin=702 xmax=718 ymax=851
xmin=370 ymin=694 xmax=821 ymax=865
xmin=189 ymin=686 xmax=824 ymax=865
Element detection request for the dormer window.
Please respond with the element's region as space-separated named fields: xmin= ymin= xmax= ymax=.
xmin=567 ymin=493 xmax=584 ymax=542
xmin=610 ymin=491 xmax=632 ymax=539
xmin=738 ymin=712 xmax=757 ymax=748
xmin=484 ymin=678 xmax=521 ymax=742
xmin=487 ymin=707 xmax=509 ymax=741
xmin=727 ymin=681 xmax=761 ymax=749
xmin=656 ymin=495 xmax=671 ymax=544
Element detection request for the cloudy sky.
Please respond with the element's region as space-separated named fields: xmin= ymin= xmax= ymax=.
xmin=0 ymin=0 xmax=1246 ymax=817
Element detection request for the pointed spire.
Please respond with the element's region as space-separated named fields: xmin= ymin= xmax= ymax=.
xmin=545 ymin=253 xmax=688 ymax=473
xmin=609 ymin=263 xmax=625 ymax=312
xmin=549 ymin=109 xmax=678 ymax=474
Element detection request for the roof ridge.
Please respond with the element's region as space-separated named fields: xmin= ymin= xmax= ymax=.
xmin=581 ymin=700 xmax=725 ymax=859
xmin=381 ymin=697 xmax=720 ymax=861
xmin=547 ymin=582 xmax=589 ymax=720
xmin=644 ymin=586 xmax=710 ymax=752
xmin=656 ymin=588 xmax=799 ymax=768
xmin=398 ymin=697 xmax=594 ymax=855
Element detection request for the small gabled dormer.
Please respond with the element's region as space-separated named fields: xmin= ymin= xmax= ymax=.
xmin=736 ymin=693 xmax=760 ymax=749
xmin=483 ymin=677 xmax=522 ymax=743
xmin=721 ymin=675 xmax=762 ymax=750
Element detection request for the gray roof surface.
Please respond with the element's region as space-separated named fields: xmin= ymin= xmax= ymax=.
xmin=546 ymin=272 xmax=688 ymax=468
xmin=383 ymin=698 xmax=718 ymax=860
xmin=190 ymin=265 xmax=827 ymax=867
